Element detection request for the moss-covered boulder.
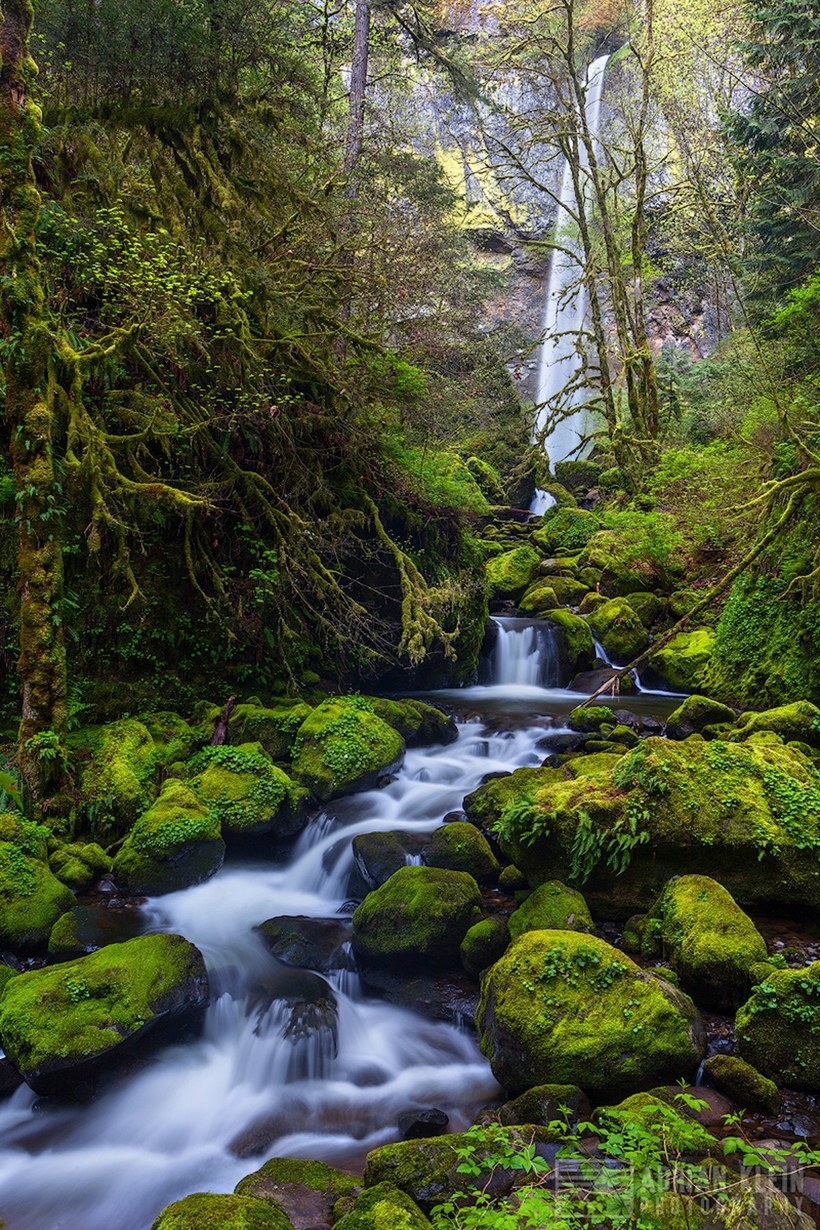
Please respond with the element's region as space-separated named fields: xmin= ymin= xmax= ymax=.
xmin=368 ymin=699 xmax=458 ymax=748
xmin=72 ymin=719 xmax=161 ymax=842
xmin=476 ymin=931 xmax=705 ymax=1099
xmin=228 ymin=701 xmax=314 ymax=762
xmin=541 ymin=609 xmax=596 ymax=677
xmin=460 ymin=917 xmax=509 ymax=978
xmin=0 ymin=933 xmax=209 ymax=1095
xmin=486 ymin=546 xmax=541 ymax=600
xmin=363 ymin=1127 xmax=557 ymax=1216
xmin=113 ymin=779 xmax=225 ymax=895
xmin=736 ymin=962 xmax=820 ymax=1092
xmin=554 ymin=459 xmax=602 ymax=494
xmin=49 ymin=841 xmax=111 ymax=892
xmin=531 ymin=508 xmax=599 ymax=554
xmin=586 ymin=598 xmax=649 ymax=664
xmin=597 ymin=1092 xmax=714 ymax=1155
xmin=138 ymin=712 xmax=201 ymax=766
xmin=150 ymin=1193 xmax=294 ymax=1230
xmin=292 ymin=698 xmax=405 ymax=802
xmin=517 ymin=581 xmax=559 ymax=616
xmin=665 ymin=695 xmax=737 ymax=740
xmin=352 ymin=866 xmax=482 ymax=968
xmin=0 ymin=842 xmax=74 ymax=951
xmin=567 ymin=704 xmax=617 ymax=733
xmin=702 ymin=1055 xmax=779 ymax=1113
xmin=577 ymin=531 xmax=662 ymax=598
xmin=625 ymin=591 xmax=664 ymax=627
xmin=732 ymin=701 xmax=820 ymax=749
xmin=466 ymin=736 xmax=820 ymax=915
xmin=507 ymin=880 xmax=593 ymax=940
xmin=495 ymin=1083 xmax=590 ymax=1128
xmin=421 ymin=822 xmax=499 ymax=881
xmin=648 ymin=629 xmax=715 ymax=692
xmin=0 ymin=812 xmax=49 ymax=859
xmin=641 ymin=876 xmax=767 ymax=1010
xmin=333 ymin=1182 xmax=431 ymax=1230
xmin=187 ymin=744 xmax=307 ymax=837
xmin=235 ymin=1156 xmax=358 ymax=1228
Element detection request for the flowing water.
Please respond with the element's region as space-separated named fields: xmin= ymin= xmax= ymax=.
xmin=0 ymin=619 xmax=682 ymax=1230
xmin=533 ymin=54 xmax=610 ymax=469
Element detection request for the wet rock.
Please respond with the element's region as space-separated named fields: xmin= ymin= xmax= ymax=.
xmin=113 ymin=779 xmax=226 ymax=895
xmin=184 ymin=744 xmax=308 ymax=838
xmin=0 ymin=843 xmax=75 ymax=953
xmin=702 ymin=1055 xmax=779 ymax=1113
xmin=460 ymin=917 xmax=510 ymax=978
xmin=485 ymin=546 xmax=541 ymax=600
xmin=666 ymin=695 xmax=738 ymax=740
xmin=47 ymin=903 xmax=145 ymax=960
xmin=494 ymin=1083 xmax=591 ymax=1128
xmin=587 ymin=597 xmax=649 ymax=663
xmin=254 ymin=916 xmax=353 ymax=974
xmin=421 ymin=822 xmax=499 ymax=881
xmin=358 ymin=966 xmax=479 ymax=1027
xmin=352 ymin=866 xmax=482 ymax=969
xmin=398 ymin=1108 xmax=449 ymax=1140
xmin=540 ymin=610 xmax=596 ymax=677
xmin=648 ymin=628 xmax=714 ymax=691
xmin=291 ymin=698 xmax=406 ymax=802
xmin=235 ymin=1157 xmax=358 ymax=1230
xmin=367 ymin=699 xmax=458 ymax=748
xmin=352 ymin=831 xmax=427 ymax=892
xmin=49 ymin=842 xmax=112 ymax=892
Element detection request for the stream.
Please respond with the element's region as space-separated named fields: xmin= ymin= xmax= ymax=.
xmin=0 ymin=622 xmax=683 ymax=1230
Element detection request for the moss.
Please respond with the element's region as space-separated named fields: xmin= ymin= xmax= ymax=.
xmin=577 ymin=530 xmax=662 ymax=597
xmin=0 ymin=933 xmax=208 ymax=1088
xmin=497 ymin=1083 xmax=590 ymax=1128
xmin=465 ymin=456 xmax=506 ymax=504
xmin=554 ymin=460 xmax=602 ymax=495
xmin=291 ymin=698 xmax=405 ymax=802
xmin=531 ymin=508 xmax=599 ymax=554
xmin=187 ymin=744 xmax=307 ymax=835
xmin=541 ymin=609 xmax=596 ymax=675
xmin=587 ymin=598 xmax=649 ymax=664
xmin=0 ymin=812 xmax=49 ymax=859
xmin=352 ymin=865 xmax=482 ymax=967
xmin=0 ymin=962 xmax=18 ymax=998
xmin=507 ymin=880 xmax=593 ymax=940
xmin=642 ymin=875 xmax=767 ymax=1011
xmin=485 ymin=545 xmax=541 ymax=600
xmin=150 ymin=1193 xmax=294 ymax=1230
xmin=625 ymin=591 xmax=664 ymax=627
xmin=648 ymin=629 xmax=715 ymax=692
xmin=235 ymin=1157 xmax=358 ymax=1217
xmin=422 ymin=822 xmax=499 ymax=881
xmin=228 ymin=701 xmax=314 ymax=762
xmin=736 ymin=962 xmax=820 ymax=1092
xmin=367 ymin=699 xmax=456 ymax=748
xmin=114 ymin=779 xmax=225 ymax=895
xmin=517 ymin=581 xmax=559 ymax=616
xmin=476 ymin=931 xmax=704 ymax=1099
xmin=333 ymin=1182 xmax=431 ymax=1230
xmin=498 ymin=864 xmax=528 ymax=890
xmin=732 ymin=701 xmax=820 ymax=749
xmin=50 ymin=841 xmax=111 ymax=891
xmin=71 ymin=719 xmax=161 ymax=843
xmin=702 ymin=1055 xmax=779 ymax=1113
xmin=666 ymin=695 xmax=737 ymax=740
xmin=597 ymin=1093 xmax=714 ymax=1155
xmin=0 ymin=841 xmax=74 ymax=950
xmin=460 ymin=917 xmax=509 ymax=977
xmin=578 ymin=592 xmax=608 ymax=615
xmin=138 ymin=712 xmax=200 ymax=766
xmin=472 ymin=736 xmax=820 ymax=916
xmin=568 ymin=705 xmax=617 ymax=733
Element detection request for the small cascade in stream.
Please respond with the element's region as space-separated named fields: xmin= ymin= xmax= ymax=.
xmin=529 ymin=488 xmax=557 ymax=517
xmin=533 ymin=54 xmax=610 ymax=469
xmin=489 ymin=616 xmax=561 ymax=688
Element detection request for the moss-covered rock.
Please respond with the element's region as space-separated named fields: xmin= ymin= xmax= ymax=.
xmin=368 ymin=699 xmax=458 ymax=749
xmin=0 ymin=812 xmax=49 ymax=860
xmin=736 ymin=962 xmax=820 ymax=1092
xmin=541 ymin=609 xmax=596 ymax=677
xmin=228 ymin=702 xmax=314 ymax=762
xmin=352 ymin=830 xmax=424 ymax=892
xmin=578 ymin=592 xmax=608 ymax=615
xmin=352 ymin=866 xmax=482 ymax=968
xmin=421 ymin=822 xmax=499 ymax=881
xmin=665 ymin=695 xmax=737 ymax=740
xmin=292 ymin=698 xmax=405 ymax=802
xmin=0 ymin=933 xmax=209 ymax=1095
xmin=72 ymin=719 xmax=161 ymax=842
xmin=495 ymin=1083 xmax=590 ymax=1128
xmin=466 ymin=736 xmax=820 ymax=916
xmin=235 ymin=1156 xmax=357 ymax=1227
xmin=460 ymin=917 xmax=510 ymax=978
xmin=187 ymin=744 xmax=307 ymax=837
xmin=554 ymin=459 xmax=602 ymax=494
xmin=0 ymin=842 xmax=74 ymax=951
xmin=648 ymin=629 xmax=715 ymax=692
xmin=333 ymin=1182 xmax=431 ymax=1230
xmin=49 ymin=841 xmax=111 ymax=892
xmin=113 ymin=779 xmax=225 ymax=895
xmin=517 ymin=581 xmax=560 ymax=616
xmin=498 ymin=864 xmax=527 ymax=891
xmin=625 ymin=591 xmax=664 ymax=627
xmin=507 ymin=880 xmax=593 ymax=940
xmin=531 ymin=508 xmax=599 ymax=555
xmin=138 ymin=712 xmax=201 ymax=767
xmin=567 ymin=704 xmax=617 ymax=733
xmin=486 ymin=546 xmax=542 ymax=601
xmin=150 ymin=1193 xmax=294 ymax=1230
xmin=640 ymin=876 xmax=767 ymax=1011
xmin=597 ymin=1092 xmax=714 ymax=1155
xmin=702 ymin=1055 xmax=779 ymax=1113
xmin=577 ymin=531 xmax=662 ymax=597
xmin=732 ymin=701 xmax=820 ymax=749
xmin=586 ymin=598 xmax=649 ymax=664
xmin=476 ymin=931 xmax=705 ymax=1098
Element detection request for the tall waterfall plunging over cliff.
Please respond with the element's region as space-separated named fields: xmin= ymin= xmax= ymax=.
xmin=533 ymin=54 xmax=610 ymax=471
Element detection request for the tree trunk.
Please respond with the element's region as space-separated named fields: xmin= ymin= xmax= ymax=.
xmin=0 ymin=0 xmax=69 ymax=808
xmin=345 ymin=0 xmax=371 ymax=187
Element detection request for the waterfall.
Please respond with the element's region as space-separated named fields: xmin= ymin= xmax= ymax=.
xmin=490 ymin=617 xmax=561 ymax=688
xmin=533 ymin=54 xmax=610 ymax=470
xmin=529 ymin=488 xmax=557 ymax=517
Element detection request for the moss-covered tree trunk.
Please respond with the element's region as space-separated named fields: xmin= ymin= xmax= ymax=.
xmin=0 ymin=0 xmax=69 ymax=807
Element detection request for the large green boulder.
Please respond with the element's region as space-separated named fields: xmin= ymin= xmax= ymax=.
xmin=494 ymin=1083 xmax=591 ymax=1128
xmin=648 ymin=629 xmax=715 ymax=692
xmin=138 ymin=712 xmax=201 ymax=766
xmin=577 ymin=530 xmax=663 ymax=597
xmin=485 ymin=546 xmax=541 ymax=600
xmin=507 ymin=880 xmax=593 ymax=940
xmin=228 ymin=701 xmax=314 ymax=762
xmin=665 ymin=695 xmax=737 ymax=740
xmin=0 ymin=841 xmax=74 ymax=950
xmin=531 ymin=507 xmax=599 ymax=554
xmin=517 ymin=581 xmax=559 ymax=616
xmin=186 ymin=744 xmax=307 ymax=837
xmin=150 ymin=1193 xmax=294 ymax=1230
xmin=586 ymin=597 xmax=649 ymax=664
xmin=333 ymin=1183 xmax=431 ymax=1230
xmin=352 ymin=866 xmax=482 ymax=968
xmin=0 ymin=933 xmax=209 ymax=1095
xmin=72 ymin=718 xmax=161 ymax=842
xmin=541 ymin=609 xmax=596 ymax=677
xmin=368 ymin=699 xmax=457 ymax=748
xmin=49 ymin=841 xmax=111 ymax=892
xmin=235 ymin=1157 xmax=358 ymax=1227
xmin=421 ymin=822 xmax=499 ymax=881
xmin=476 ymin=931 xmax=705 ymax=1099
xmin=732 ymin=701 xmax=820 ymax=749
xmin=292 ymin=698 xmax=405 ymax=802
xmin=466 ymin=736 xmax=820 ymax=915
xmin=641 ymin=876 xmax=767 ymax=1010
xmin=113 ymin=779 xmax=225 ymax=895
xmin=736 ymin=962 xmax=820 ymax=1092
